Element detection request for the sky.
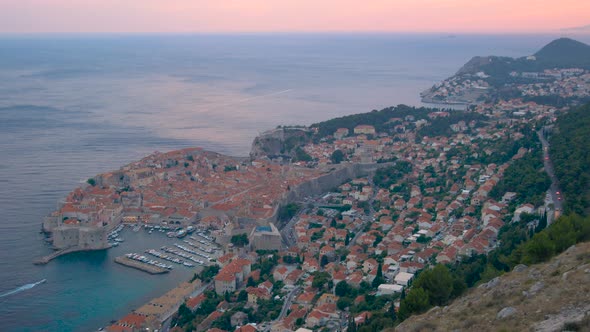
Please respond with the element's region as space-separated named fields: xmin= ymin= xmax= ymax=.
xmin=1 ymin=0 xmax=589 ymax=34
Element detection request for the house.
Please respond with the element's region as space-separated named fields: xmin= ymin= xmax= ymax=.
xmin=231 ymin=311 xmax=248 ymax=328
xmin=273 ymin=266 xmax=289 ymax=281
xmin=214 ymin=258 xmax=252 ymax=295
xmin=236 ymin=324 xmax=258 ymax=332
xmin=285 ymin=269 xmax=304 ymax=286
xmin=317 ymin=293 xmax=338 ymax=306
xmin=296 ymin=292 xmax=315 ymax=307
xmin=185 ymin=293 xmax=206 ymax=311
xmin=378 ymin=284 xmax=404 ymax=295
xmin=247 ymin=287 xmax=271 ymax=304
xmin=306 ymin=309 xmax=330 ymax=328
xmin=334 ymin=128 xmax=349 ymax=139
xmin=362 ymin=258 xmax=378 ymax=273
xmin=436 ymin=246 xmax=458 ymax=264
xmin=394 ymin=272 xmax=414 ymax=286
xmin=354 ymin=125 xmax=376 ymax=135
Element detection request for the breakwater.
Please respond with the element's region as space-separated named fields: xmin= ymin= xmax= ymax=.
xmin=114 ymin=256 xmax=169 ymax=274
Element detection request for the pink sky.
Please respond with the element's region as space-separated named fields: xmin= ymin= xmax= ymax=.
xmin=2 ymin=0 xmax=589 ymax=34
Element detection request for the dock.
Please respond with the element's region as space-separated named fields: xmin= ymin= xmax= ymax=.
xmin=114 ymin=256 xmax=169 ymax=274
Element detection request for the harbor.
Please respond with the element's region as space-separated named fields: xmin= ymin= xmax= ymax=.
xmin=105 ymin=224 xmax=221 ymax=275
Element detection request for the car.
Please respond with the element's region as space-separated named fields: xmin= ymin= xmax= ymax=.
xmin=556 ymin=191 xmax=560 ymax=195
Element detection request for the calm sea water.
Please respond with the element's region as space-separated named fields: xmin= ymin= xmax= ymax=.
xmin=1 ymin=33 xmax=588 ymax=331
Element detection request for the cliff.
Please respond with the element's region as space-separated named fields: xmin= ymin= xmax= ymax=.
xmin=394 ymin=242 xmax=590 ymax=332
xmin=249 ymin=127 xmax=312 ymax=160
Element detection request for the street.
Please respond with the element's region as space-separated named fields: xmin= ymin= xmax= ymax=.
xmin=538 ymin=127 xmax=563 ymax=223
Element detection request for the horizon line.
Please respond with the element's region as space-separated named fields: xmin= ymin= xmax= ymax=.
xmin=1 ymin=30 xmax=590 ymax=37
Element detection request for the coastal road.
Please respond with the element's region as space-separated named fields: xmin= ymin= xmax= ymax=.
xmin=537 ymin=128 xmax=563 ymax=222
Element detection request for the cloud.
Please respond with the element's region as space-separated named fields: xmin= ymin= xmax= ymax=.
xmin=562 ymin=24 xmax=590 ymax=32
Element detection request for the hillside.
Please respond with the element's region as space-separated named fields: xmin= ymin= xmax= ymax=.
xmin=457 ymin=38 xmax=590 ymax=75
xmin=550 ymin=103 xmax=590 ymax=216
xmin=422 ymin=37 xmax=590 ymax=104
xmin=394 ymin=242 xmax=590 ymax=332
xmin=534 ymin=38 xmax=590 ymax=68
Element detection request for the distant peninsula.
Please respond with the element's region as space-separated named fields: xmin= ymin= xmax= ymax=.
xmin=421 ymin=38 xmax=590 ymax=106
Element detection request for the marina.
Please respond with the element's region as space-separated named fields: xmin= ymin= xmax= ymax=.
xmin=104 ymin=223 xmax=220 ymax=271
xmin=124 ymin=253 xmax=174 ymax=270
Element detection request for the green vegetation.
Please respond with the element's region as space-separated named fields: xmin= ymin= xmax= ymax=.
xmin=252 ymin=252 xmax=279 ymax=280
xmin=87 ymin=178 xmax=96 ymax=186
xmin=172 ymin=290 xmax=221 ymax=330
xmin=550 ymin=103 xmax=590 ymax=215
xmin=398 ymin=214 xmax=590 ymax=322
xmin=311 ymin=271 xmax=333 ymax=291
xmin=223 ymin=165 xmax=237 ymax=172
xmin=191 ymin=265 xmax=220 ymax=283
xmin=534 ymin=38 xmax=590 ymax=69
xmin=278 ymin=203 xmax=301 ymax=222
xmin=490 ymin=148 xmax=550 ymax=206
xmin=292 ymin=147 xmax=312 ymax=162
xmin=331 ymin=149 xmax=345 ymax=164
xmin=230 ymin=233 xmax=249 ymax=247
xmin=373 ymin=161 xmax=412 ymax=189
xmin=310 ymin=105 xmax=440 ymax=139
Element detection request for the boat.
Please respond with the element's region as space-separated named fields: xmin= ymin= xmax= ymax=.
xmin=186 ymin=226 xmax=195 ymax=234
xmin=114 ymin=238 xmax=124 ymax=242
xmin=176 ymin=229 xmax=187 ymax=238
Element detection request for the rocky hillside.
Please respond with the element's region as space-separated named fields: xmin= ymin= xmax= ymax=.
xmin=249 ymin=126 xmax=312 ymax=160
xmin=394 ymin=242 xmax=590 ymax=332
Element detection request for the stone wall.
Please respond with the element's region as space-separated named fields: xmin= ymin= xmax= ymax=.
xmin=52 ymin=225 xmax=109 ymax=249
xmin=273 ymin=162 xmax=394 ymax=228
xmin=52 ymin=226 xmax=80 ymax=249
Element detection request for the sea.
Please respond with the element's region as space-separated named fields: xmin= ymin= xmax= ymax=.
xmin=1 ymin=33 xmax=588 ymax=332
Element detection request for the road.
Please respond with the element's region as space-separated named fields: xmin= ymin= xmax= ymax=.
xmin=276 ymin=286 xmax=302 ymax=321
xmin=537 ymin=128 xmax=563 ymax=222
xmin=279 ymin=205 xmax=308 ymax=248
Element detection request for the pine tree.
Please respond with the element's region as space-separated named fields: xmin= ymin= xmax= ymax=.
xmin=348 ymin=316 xmax=357 ymax=332
xmin=371 ymin=262 xmax=385 ymax=288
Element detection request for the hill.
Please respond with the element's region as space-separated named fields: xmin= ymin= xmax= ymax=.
xmin=454 ymin=38 xmax=590 ymax=77
xmin=394 ymin=242 xmax=590 ymax=332
xmin=534 ymin=37 xmax=590 ymax=68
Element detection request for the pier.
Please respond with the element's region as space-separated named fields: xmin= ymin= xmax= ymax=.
xmin=33 ymin=246 xmax=79 ymax=265
xmin=114 ymin=256 xmax=169 ymax=274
